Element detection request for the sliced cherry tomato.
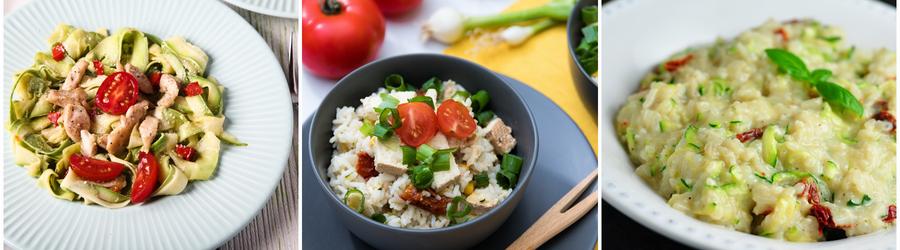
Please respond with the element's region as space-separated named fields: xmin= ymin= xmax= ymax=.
xmin=183 ymin=82 xmax=203 ymax=96
xmin=48 ymin=111 xmax=61 ymax=126
xmin=436 ymin=100 xmax=476 ymax=139
xmin=131 ymin=152 xmax=159 ymax=204
xmin=69 ymin=153 xmax=125 ymax=182
xmin=395 ymin=102 xmax=438 ymax=147
xmin=95 ymin=71 xmax=139 ymax=115
xmin=51 ymin=43 xmax=66 ymax=61
xmin=175 ymin=144 xmax=197 ymax=161
xmin=93 ymin=60 xmax=105 ymax=75
xmin=149 ymin=71 xmax=162 ymax=87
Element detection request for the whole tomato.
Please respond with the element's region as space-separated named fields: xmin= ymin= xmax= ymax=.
xmin=374 ymin=0 xmax=422 ymax=17
xmin=302 ymin=0 xmax=385 ymax=79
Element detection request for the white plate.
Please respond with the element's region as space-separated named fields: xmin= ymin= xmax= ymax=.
xmin=601 ymin=0 xmax=896 ymax=249
xmin=223 ymin=0 xmax=297 ymax=18
xmin=3 ymin=0 xmax=293 ymax=249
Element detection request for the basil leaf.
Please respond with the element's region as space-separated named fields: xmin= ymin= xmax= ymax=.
xmin=815 ymin=81 xmax=863 ymax=117
xmin=809 ymin=69 xmax=832 ymax=85
xmin=765 ymin=48 xmax=809 ymax=81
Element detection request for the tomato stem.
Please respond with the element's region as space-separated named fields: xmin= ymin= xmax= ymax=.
xmin=320 ymin=0 xmax=343 ymax=15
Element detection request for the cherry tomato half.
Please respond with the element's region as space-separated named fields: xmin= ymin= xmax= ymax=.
xmin=69 ymin=153 xmax=126 ymax=182
xmin=175 ymin=144 xmax=197 ymax=161
xmin=302 ymin=0 xmax=385 ymax=79
xmin=395 ymin=102 xmax=438 ymax=147
xmin=436 ymin=100 xmax=477 ymax=139
xmin=95 ymin=71 xmax=139 ymax=115
xmin=131 ymin=152 xmax=159 ymax=204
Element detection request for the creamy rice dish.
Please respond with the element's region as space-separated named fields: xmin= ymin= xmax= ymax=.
xmin=327 ymin=75 xmax=524 ymax=228
xmin=616 ymin=20 xmax=896 ymax=241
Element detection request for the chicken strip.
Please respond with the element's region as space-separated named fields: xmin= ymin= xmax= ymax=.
xmin=105 ymin=101 xmax=149 ymax=155
xmin=157 ymin=74 xmax=179 ymax=109
xmin=126 ymin=63 xmax=154 ymax=94
xmin=62 ymin=104 xmax=91 ymax=142
xmin=80 ymin=130 xmax=96 ymax=156
xmin=46 ymin=88 xmax=88 ymax=107
xmin=62 ymin=60 xmax=89 ymax=91
xmin=138 ymin=117 xmax=159 ymax=152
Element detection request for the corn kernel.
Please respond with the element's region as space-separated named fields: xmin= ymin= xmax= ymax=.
xmin=464 ymin=182 xmax=475 ymax=195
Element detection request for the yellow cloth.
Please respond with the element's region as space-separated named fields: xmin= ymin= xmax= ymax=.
xmin=444 ymin=0 xmax=598 ymax=154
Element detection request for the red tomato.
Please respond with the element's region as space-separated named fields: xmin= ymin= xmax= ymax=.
xmin=175 ymin=144 xmax=196 ymax=161
xmin=302 ymin=0 xmax=385 ymax=79
xmin=395 ymin=102 xmax=438 ymax=147
xmin=48 ymin=111 xmax=61 ymax=126
xmin=374 ymin=0 xmax=422 ymax=17
xmin=95 ymin=72 xmax=139 ymax=115
xmin=131 ymin=152 xmax=159 ymax=204
xmin=182 ymin=82 xmax=203 ymax=96
xmin=149 ymin=71 xmax=162 ymax=87
xmin=69 ymin=154 xmax=125 ymax=182
xmin=93 ymin=60 xmax=105 ymax=75
xmin=51 ymin=43 xmax=66 ymax=61
xmin=436 ymin=100 xmax=476 ymax=139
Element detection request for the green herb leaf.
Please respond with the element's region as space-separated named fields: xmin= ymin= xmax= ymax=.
xmin=815 ymin=81 xmax=863 ymax=117
xmin=765 ymin=48 xmax=810 ymax=81
xmin=809 ymin=69 xmax=832 ymax=84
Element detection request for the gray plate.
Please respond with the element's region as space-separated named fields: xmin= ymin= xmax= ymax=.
xmin=302 ymin=74 xmax=598 ymax=249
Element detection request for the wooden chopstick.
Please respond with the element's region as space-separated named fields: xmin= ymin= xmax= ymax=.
xmin=507 ymin=168 xmax=599 ymax=250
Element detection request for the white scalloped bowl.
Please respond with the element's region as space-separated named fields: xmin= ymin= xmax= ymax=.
xmin=3 ymin=0 xmax=293 ymax=249
xmin=223 ymin=0 xmax=297 ymax=19
xmin=601 ymin=0 xmax=896 ymax=249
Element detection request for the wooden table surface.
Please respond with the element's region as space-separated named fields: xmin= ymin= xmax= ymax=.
xmin=220 ymin=3 xmax=298 ymax=250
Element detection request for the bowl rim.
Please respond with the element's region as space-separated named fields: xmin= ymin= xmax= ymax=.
xmin=567 ymin=0 xmax=599 ymax=86
xmin=307 ymin=53 xmax=539 ymax=233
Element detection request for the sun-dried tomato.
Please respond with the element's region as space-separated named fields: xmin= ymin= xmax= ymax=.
xmin=736 ymin=127 xmax=764 ymax=143
xmin=400 ymin=185 xmax=450 ymax=215
xmin=355 ymin=152 xmax=378 ymax=180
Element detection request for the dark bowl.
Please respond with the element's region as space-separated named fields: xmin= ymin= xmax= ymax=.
xmin=567 ymin=0 xmax=599 ymax=118
xmin=307 ymin=54 xmax=539 ymax=250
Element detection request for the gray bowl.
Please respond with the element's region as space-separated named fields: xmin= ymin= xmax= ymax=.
xmin=567 ymin=0 xmax=599 ymax=118
xmin=307 ymin=54 xmax=539 ymax=250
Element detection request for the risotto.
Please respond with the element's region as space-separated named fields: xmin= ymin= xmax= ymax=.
xmin=616 ymin=20 xmax=896 ymax=241
xmin=327 ymin=75 xmax=524 ymax=229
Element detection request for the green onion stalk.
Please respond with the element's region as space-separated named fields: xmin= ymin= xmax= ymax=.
xmin=423 ymin=0 xmax=574 ymax=44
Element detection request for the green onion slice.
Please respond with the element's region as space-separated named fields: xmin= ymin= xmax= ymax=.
xmin=408 ymin=96 xmax=435 ymax=109
xmin=410 ymin=165 xmax=434 ymax=189
xmin=474 ymin=172 xmax=489 ymax=188
xmin=447 ymin=196 xmax=472 ymax=219
xmin=344 ymin=188 xmax=365 ymax=213
xmin=476 ymin=111 xmax=494 ymax=127
xmin=371 ymin=213 xmax=387 ymax=223
xmin=384 ymin=74 xmax=406 ymax=91
xmin=421 ymin=77 xmax=442 ymax=92
xmin=470 ymin=90 xmax=490 ymax=113
xmin=401 ymin=146 xmax=416 ymax=166
xmin=431 ymin=151 xmax=452 ymax=172
xmin=416 ymin=144 xmax=436 ymax=163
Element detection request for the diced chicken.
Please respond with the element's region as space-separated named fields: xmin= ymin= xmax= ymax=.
xmin=46 ymin=88 xmax=88 ymax=107
xmin=80 ymin=130 xmax=96 ymax=156
xmin=126 ymin=63 xmax=154 ymax=94
xmin=426 ymin=133 xmax=450 ymax=149
xmin=62 ymin=60 xmax=89 ymax=91
xmin=138 ymin=117 xmax=159 ymax=152
xmin=157 ymin=74 xmax=179 ymax=109
xmin=441 ymin=80 xmax=457 ymax=101
xmin=62 ymin=104 xmax=91 ymax=142
xmin=431 ymin=156 xmax=461 ymax=191
xmin=466 ymin=186 xmax=502 ymax=214
xmin=105 ymin=101 xmax=149 ymax=155
xmin=484 ymin=118 xmax=517 ymax=154
xmin=373 ymin=137 xmax=406 ymax=175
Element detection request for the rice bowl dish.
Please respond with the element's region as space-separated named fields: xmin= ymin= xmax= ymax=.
xmin=327 ymin=74 xmax=525 ymax=229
